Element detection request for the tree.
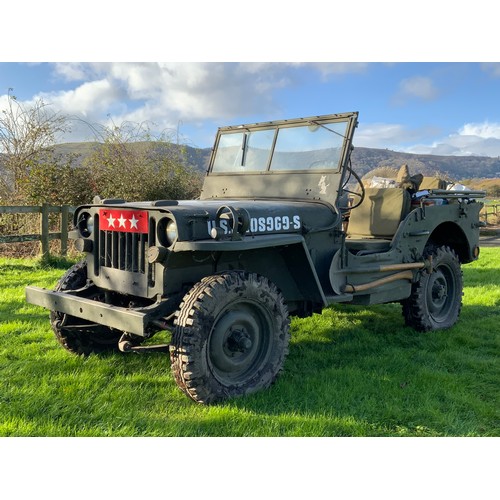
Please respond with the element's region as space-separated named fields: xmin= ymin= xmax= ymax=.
xmin=21 ymin=153 xmax=93 ymax=206
xmin=0 ymin=92 xmax=202 ymax=206
xmin=83 ymin=120 xmax=202 ymax=202
xmin=487 ymin=183 xmax=500 ymax=198
xmin=0 ymin=89 xmax=70 ymax=202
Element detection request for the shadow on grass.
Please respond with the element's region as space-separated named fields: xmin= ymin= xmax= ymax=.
xmin=0 ymin=300 xmax=53 ymax=325
xmin=0 ymin=257 xmax=76 ymax=272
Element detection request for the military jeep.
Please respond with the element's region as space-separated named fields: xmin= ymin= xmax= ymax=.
xmin=26 ymin=112 xmax=485 ymax=404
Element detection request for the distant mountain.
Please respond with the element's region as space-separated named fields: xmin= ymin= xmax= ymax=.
xmin=2 ymin=142 xmax=500 ymax=181
xmin=350 ymin=147 xmax=500 ymax=180
xmin=184 ymin=145 xmax=212 ymax=173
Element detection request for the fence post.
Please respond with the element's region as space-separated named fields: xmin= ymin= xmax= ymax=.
xmin=40 ymin=203 xmax=50 ymax=262
xmin=61 ymin=205 xmax=69 ymax=257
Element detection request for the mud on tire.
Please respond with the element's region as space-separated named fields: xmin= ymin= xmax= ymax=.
xmin=170 ymin=271 xmax=290 ymax=404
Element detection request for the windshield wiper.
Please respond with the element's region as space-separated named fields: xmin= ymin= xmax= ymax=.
xmin=241 ymin=132 xmax=248 ymax=166
xmin=308 ymin=120 xmax=347 ymax=139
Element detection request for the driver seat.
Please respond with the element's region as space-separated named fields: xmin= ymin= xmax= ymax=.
xmin=346 ymin=187 xmax=411 ymax=253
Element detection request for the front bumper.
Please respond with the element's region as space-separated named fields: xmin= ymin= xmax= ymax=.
xmin=26 ymin=286 xmax=169 ymax=336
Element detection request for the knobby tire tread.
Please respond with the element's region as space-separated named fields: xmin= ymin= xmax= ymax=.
xmin=402 ymin=245 xmax=463 ymax=332
xmin=170 ymin=271 xmax=290 ymax=404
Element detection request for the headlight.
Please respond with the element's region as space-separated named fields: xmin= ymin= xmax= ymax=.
xmin=166 ymin=220 xmax=178 ymax=246
xmin=77 ymin=211 xmax=93 ymax=237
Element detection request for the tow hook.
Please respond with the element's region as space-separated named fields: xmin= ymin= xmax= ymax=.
xmin=118 ymin=333 xmax=170 ymax=354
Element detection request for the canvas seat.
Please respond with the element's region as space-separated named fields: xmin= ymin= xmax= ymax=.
xmin=419 ymin=177 xmax=448 ymax=190
xmin=346 ymin=187 xmax=411 ymax=253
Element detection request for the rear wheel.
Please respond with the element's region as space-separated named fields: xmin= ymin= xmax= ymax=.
xmin=170 ymin=271 xmax=290 ymax=404
xmin=402 ymin=245 xmax=463 ymax=331
xmin=50 ymin=260 xmax=122 ymax=355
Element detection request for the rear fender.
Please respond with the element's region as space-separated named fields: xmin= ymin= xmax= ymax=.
xmin=391 ymin=204 xmax=482 ymax=263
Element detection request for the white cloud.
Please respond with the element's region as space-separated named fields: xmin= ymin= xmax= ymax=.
xmin=46 ymin=79 xmax=123 ymax=115
xmin=52 ymin=63 xmax=93 ymax=82
xmin=46 ymin=62 xmax=373 ymax=127
xmin=46 ymin=62 xmax=287 ymax=128
xmin=354 ymin=120 xmax=500 ymax=157
xmin=459 ymin=122 xmax=500 ymax=139
xmin=394 ymin=76 xmax=439 ymax=103
xmin=33 ymin=62 xmax=370 ymax=141
xmin=0 ymin=94 xmax=10 ymax=111
xmin=354 ymin=122 xmax=429 ymax=149
xmin=481 ymin=63 xmax=500 ymax=78
xmin=404 ymin=122 xmax=500 ymax=157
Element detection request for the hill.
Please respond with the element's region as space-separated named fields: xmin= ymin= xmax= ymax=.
xmin=350 ymin=147 xmax=500 ymax=180
xmin=2 ymin=142 xmax=500 ymax=181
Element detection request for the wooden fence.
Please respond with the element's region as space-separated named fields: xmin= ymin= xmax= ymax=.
xmin=0 ymin=204 xmax=75 ymax=260
xmin=481 ymin=204 xmax=500 ymax=226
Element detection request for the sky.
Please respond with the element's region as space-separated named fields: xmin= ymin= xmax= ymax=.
xmin=1 ymin=62 xmax=500 ymax=157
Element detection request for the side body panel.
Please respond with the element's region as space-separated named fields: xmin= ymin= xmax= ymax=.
xmin=329 ymin=198 xmax=483 ymax=305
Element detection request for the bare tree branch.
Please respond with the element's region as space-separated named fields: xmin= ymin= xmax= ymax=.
xmin=0 ymin=90 xmax=70 ymax=198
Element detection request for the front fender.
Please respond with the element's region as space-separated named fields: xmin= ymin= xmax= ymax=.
xmin=173 ymin=233 xmax=327 ymax=308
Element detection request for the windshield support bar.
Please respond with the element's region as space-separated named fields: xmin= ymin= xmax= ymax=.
xmin=308 ymin=120 xmax=347 ymax=140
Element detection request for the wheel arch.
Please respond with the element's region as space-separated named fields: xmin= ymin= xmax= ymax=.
xmin=427 ymin=221 xmax=473 ymax=263
xmin=212 ymin=240 xmax=327 ymax=315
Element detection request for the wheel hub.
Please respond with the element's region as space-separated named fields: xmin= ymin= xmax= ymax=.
xmin=428 ymin=271 xmax=449 ymax=312
xmin=432 ymin=280 xmax=447 ymax=301
xmin=208 ymin=303 xmax=272 ymax=384
xmin=226 ymin=328 xmax=252 ymax=353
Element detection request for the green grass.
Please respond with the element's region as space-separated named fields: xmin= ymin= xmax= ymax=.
xmin=0 ymin=251 xmax=499 ymax=437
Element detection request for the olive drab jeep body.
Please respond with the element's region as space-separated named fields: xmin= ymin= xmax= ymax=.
xmin=26 ymin=112 xmax=486 ymax=404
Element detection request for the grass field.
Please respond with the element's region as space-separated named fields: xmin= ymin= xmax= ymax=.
xmin=0 ymin=250 xmax=499 ymax=437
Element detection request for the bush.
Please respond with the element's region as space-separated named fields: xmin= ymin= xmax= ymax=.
xmin=83 ymin=140 xmax=202 ymax=202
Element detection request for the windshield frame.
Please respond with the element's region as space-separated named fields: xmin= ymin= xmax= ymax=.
xmin=208 ymin=112 xmax=358 ymax=176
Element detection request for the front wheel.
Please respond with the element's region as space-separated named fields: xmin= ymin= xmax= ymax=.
xmin=170 ymin=271 xmax=290 ymax=404
xmin=402 ymin=245 xmax=463 ymax=331
xmin=50 ymin=260 xmax=123 ymax=355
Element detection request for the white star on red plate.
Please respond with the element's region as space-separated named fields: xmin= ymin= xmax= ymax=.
xmin=129 ymin=214 xmax=139 ymax=229
xmin=107 ymin=214 xmax=116 ymax=227
xmin=118 ymin=214 xmax=127 ymax=228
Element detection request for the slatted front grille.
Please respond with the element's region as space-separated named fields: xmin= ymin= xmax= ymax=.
xmin=98 ymin=230 xmax=148 ymax=273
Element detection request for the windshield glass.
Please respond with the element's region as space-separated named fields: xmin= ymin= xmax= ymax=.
xmin=212 ymin=129 xmax=275 ymax=172
xmin=270 ymin=121 xmax=347 ymax=171
xmin=211 ymin=117 xmax=349 ymax=174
